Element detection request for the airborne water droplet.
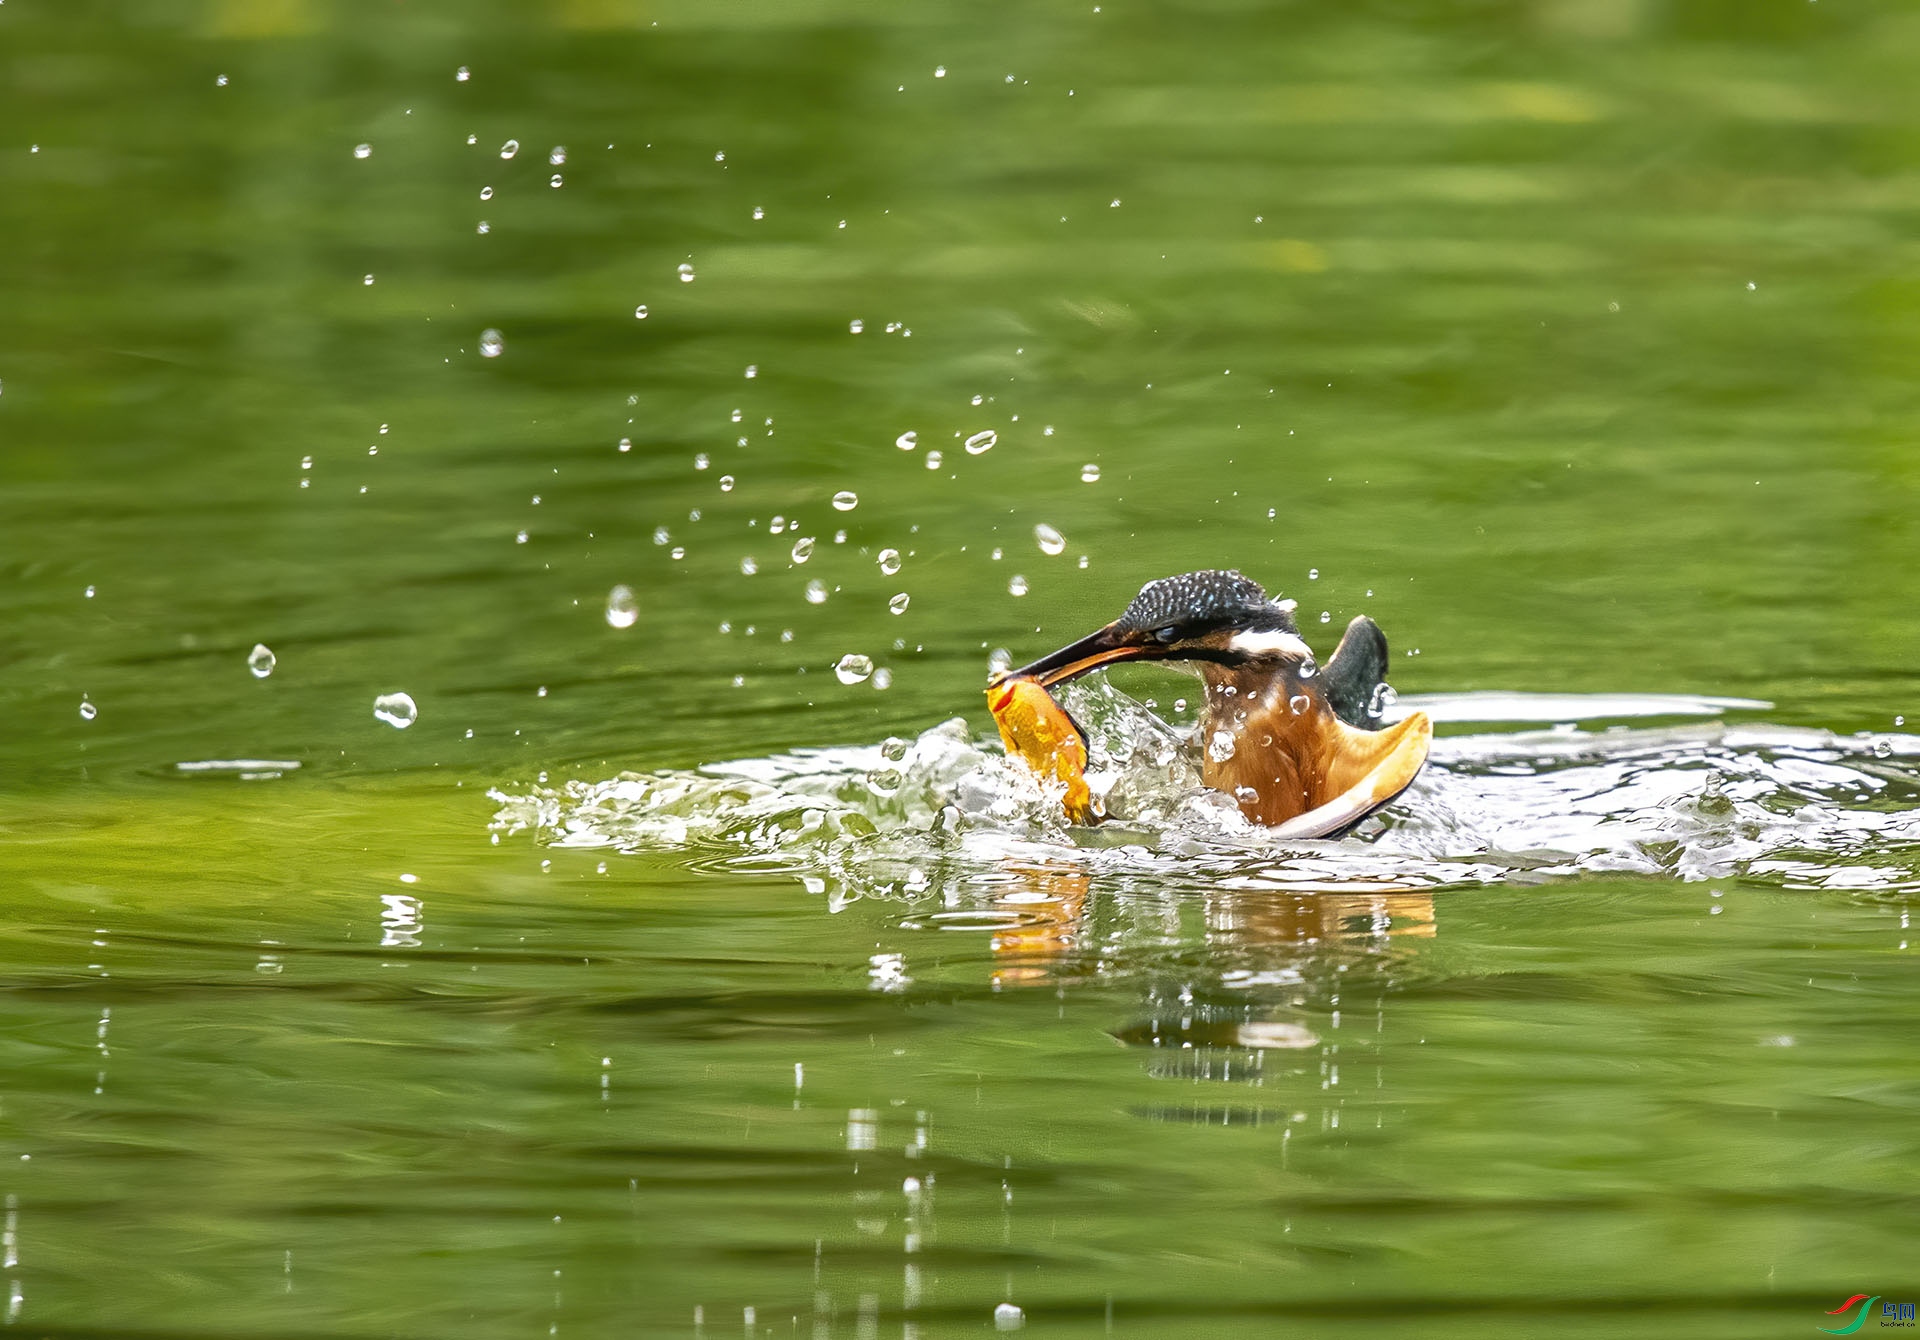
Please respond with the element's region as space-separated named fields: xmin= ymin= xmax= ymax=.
xmin=926 ymin=450 xmax=943 ymax=469
xmin=964 ymin=429 xmax=997 ymax=455
xmin=248 ymin=644 xmax=276 ymax=678
xmin=634 ymin=305 xmax=648 ymax=319
xmin=889 ymin=592 xmax=910 ymax=615
xmin=549 ymin=145 xmax=566 ymax=165
xmin=872 ymin=667 xmax=893 ymax=690
xmin=791 ymin=536 xmax=815 ymax=563
xmin=1008 ymin=574 xmax=1029 ymax=596
xmin=835 ymin=654 xmax=873 ymax=684
xmin=832 ymin=490 xmax=858 ymax=512
xmin=895 ymin=431 xmax=917 ymax=451
xmin=373 ymin=692 xmax=418 ymax=729
xmin=877 ymin=548 xmax=902 ymax=575
xmin=1207 ymin=729 xmax=1237 ymax=762
xmin=1080 ymin=463 xmax=1101 ymax=483
xmin=1034 ymin=523 xmax=1065 ymax=556
xmin=353 ymin=143 xmax=372 ymax=159
xmin=78 ymin=698 xmax=97 ymax=721
xmin=1367 ymin=683 xmax=1397 ymax=719
xmin=499 ymin=139 xmax=519 ymax=159
xmin=739 ymin=555 xmax=757 ymax=575
xmin=678 ymin=263 xmax=695 ymax=283
xmin=804 ymin=579 xmax=828 ymax=604
xmin=479 ymin=329 xmax=504 ymax=357
xmin=1289 ymin=694 xmax=1310 ymax=715
xmin=605 ymin=585 xmax=638 ymax=628
xmin=718 ymin=474 xmax=735 ymax=492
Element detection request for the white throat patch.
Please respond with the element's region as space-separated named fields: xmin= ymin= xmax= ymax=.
xmin=1226 ymin=628 xmax=1312 ymax=660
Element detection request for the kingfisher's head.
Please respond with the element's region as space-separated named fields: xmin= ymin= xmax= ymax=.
xmin=996 ymin=570 xmax=1314 ymax=687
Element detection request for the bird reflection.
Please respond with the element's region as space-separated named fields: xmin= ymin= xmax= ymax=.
xmin=984 ymin=860 xmax=1437 ymax=988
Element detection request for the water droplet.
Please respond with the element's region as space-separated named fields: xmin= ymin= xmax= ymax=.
xmin=752 ymin=206 xmax=764 ymax=220
xmin=804 ymin=579 xmax=829 ymax=604
xmin=1207 ymin=729 xmax=1237 ymax=762
xmin=739 ymin=555 xmax=758 ymax=575
xmin=875 ymin=549 xmax=902 ymax=576
xmin=652 ymin=526 xmax=669 ymax=545
xmin=935 ymin=65 xmax=947 ymax=77
xmin=1871 ymin=738 xmax=1893 ymax=759
xmin=1109 ymin=198 xmax=1121 ymax=207
xmin=694 ymin=453 xmax=709 ymax=470
xmin=515 ymin=529 xmax=528 ymax=544
xmin=479 ymin=329 xmax=504 ymax=358
xmin=770 ymin=517 xmax=786 ymax=535
xmin=718 ymin=474 xmax=735 ymax=492
xmin=872 ymin=667 xmax=893 ymax=690
xmin=1308 ymin=568 xmax=1319 ymax=580
xmin=791 ymin=537 xmax=816 ymax=563
xmin=605 ymin=585 xmax=638 ymax=628
xmin=549 ymin=145 xmax=566 ymax=165
xmin=476 ymin=220 xmax=490 ymax=234
xmin=634 ymin=304 xmax=648 ymax=318
xmin=373 ymin=692 xmax=418 ymax=729
xmin=678 ymin=263 xmax=695 ymax=283
xmin=926 ymin=450 xmax=943 ymax=469
xmin=1080 ymin=463 xmax=1101 ymax=483
xmin=1367 ymin=683 xmax=1397 ymax=719
xmin=889 ymin=592 xmax=910 ymax=615
xmin=1319 ymin=610 xmax=1331 ymax=623
xmin=1077 ymin=555 xmax=1089 ymax=569
xmin=1898 ymin=715 xmax=1907 ymax=727
xmin=970 ymin=394 xmax=984 ymax=406
xmin=1008 ymin=574 xmax=1029 ymax=596
xmin=1034 ymin=523 xmax=1065 ymax=556
xmin=362 ymin=273 xmax=375 ymax=286
xmin=670 ymin=547 xmax=685 ymax=560
xmin=744 ymin=365 xmax=758 ymax=378
xmin=78 ymin=698 xmax=97 ymax=721
xmin=455 ymin=65 xmax=470 ymax=81
xmin=500 ymin=139 xmax=519 ymax=159
xmin=620 ymin=438 xmax=634 ymax=453
xmin=1298 ymin=656 xmax=1317 ymax=679
xmin=248 ymin=644 xmax=276 ymax=678
xmin=849 ymin=319 xmax=864 ymax=334
xmin=988 ymin=648 xmax=1013 ymax=674
xmin=895 ymin=430 xmax=917 ymax=450
xmin=216 ymin=73 xmax=229 ymax=86
xmin=479 ymin=185 xmax=493 ymax=200
xmin=300 ymin=456 xmax=312 ymax=470
xmin=353 ymin=143 xmax=372 ymax=159
xmin=994 ymin=1303 xmax=1024 ymax=1331
xmin=548 ymin=172 xmax=563 ymax=187
xmin=835 ymin=654 xmax=874 ymax=685
xmin=964 ymin=429 xmax=997 ymax=454
xmin=1289 ymin=693 xmax=1310 ymax=715
xmin=832 ymin=490 xmax=858 ymax=512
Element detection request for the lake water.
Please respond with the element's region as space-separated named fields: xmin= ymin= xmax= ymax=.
xmin=4 ymin=1 xmax=1918 ymax=1336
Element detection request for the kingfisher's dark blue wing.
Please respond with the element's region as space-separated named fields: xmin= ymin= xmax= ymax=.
xmin=1323 ymin=615 xmax=1390 ymax=731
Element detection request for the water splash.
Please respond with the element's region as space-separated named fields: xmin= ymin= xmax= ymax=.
xmin=491 ymin=688 xmax=1920 ymax=910
xmin=605 ymin=585 xmax=639 ymax=629
xmin=373 ymin=692 xmax=419 ymax=729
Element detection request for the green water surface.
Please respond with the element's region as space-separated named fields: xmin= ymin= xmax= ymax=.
xmin=3 ymin=1 xmax=1918 ymax=1336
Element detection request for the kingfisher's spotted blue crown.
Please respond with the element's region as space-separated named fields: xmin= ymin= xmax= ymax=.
xmin=1115 ymin=570 xmax=1296 ymax=636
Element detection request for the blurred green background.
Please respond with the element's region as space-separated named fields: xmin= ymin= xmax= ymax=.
xmin=2 ymin=1 xmax=1917 ymax=1336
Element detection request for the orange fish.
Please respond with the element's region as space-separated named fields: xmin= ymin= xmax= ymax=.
xmin=985 ymin=676 xmax=1100 ymax=824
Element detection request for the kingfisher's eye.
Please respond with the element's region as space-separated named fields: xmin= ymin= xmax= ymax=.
xmin=1154 ymin=625 xmax=1178 ymax=644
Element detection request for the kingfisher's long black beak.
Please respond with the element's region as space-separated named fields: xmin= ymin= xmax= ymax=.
xmin=994 ymin=622 xmax=1168 ymax=689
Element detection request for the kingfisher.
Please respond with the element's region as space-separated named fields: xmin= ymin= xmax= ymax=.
xmin=991 ymin=569 xmax=1432 ymax=835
